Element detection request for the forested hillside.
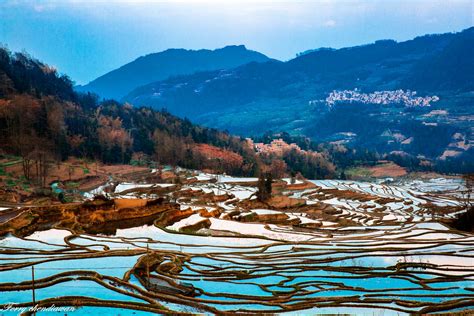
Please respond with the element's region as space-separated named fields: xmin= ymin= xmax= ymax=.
xmin=0 ymin=47 xmax=260 ymax=176
xmin=76 ymin=45 xmax=271 ymax=99
xmin=0 ymin=47 xmax=338 ymax=181
xmin=124 ymin=29 xmax=473 ymax=121
xmin=122 ymin=28 xmax=473 ymax=173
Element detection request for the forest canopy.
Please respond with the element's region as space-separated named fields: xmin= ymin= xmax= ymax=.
xmin=0 ymin=47 xmax=338 ymax=180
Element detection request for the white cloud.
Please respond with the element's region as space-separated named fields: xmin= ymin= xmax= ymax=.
xmin=33 ymin=4 xmax=55 ymax=12
xmin=324 ymin=19 xmax=336 ymax=27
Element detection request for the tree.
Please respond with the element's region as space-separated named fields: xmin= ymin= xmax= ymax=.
xmin=97 ymin=115 xmax=133 ymax=163
xmin=257 ymin=172 xmax=267 ymax=202
xmin=460 ymin=174 xmax=474 ymax=208
xmin=265 ymin=173 xmax=273 ymax=197
xmin=453 ymin=174 xmax=474 ymax=232
xmin=257 ymin=171 xmax=272 ymax=202
xmin=270 ymin=159 xmax=287 ymax=179
xmin=152 ymin=129 xmax=186 ymax=166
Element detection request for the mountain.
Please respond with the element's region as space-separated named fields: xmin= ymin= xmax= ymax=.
xmin=123 ymin=28 xmax=474 ymax=169
xmin=0 ymin=46 xmax=263 ymax=176
xmin=0 ymin=47 xmax=342 ymax=180
xmin=76 ymin=45 xmax=272 ymax=100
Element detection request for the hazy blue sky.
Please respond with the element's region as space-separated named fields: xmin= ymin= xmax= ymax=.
xmin=1 ymin=0 xmax=472 ymax=84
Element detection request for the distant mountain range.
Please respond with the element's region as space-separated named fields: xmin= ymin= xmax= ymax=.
xmin=76 ymin=45 xmax=271 ymax=99
xmin=1 ymin=27 xmax=473 ymax=174
xmin=119 ymin=28 xmax=473 ymax=165
xmin=75 ymin=28 xmax=473 ymax=169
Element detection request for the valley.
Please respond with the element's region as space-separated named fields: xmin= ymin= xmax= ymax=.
xmin=1 ymin=5 xmax=473 ymax=315
xmin=120 ymin=28 xmax=473 ymax=174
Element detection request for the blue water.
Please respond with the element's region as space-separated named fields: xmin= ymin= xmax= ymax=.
xmin=0 ymin=279 xmax=146 ymax=305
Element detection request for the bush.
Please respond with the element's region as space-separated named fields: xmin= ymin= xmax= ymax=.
xmin=453 ymin=205 xmax=474 ymax=232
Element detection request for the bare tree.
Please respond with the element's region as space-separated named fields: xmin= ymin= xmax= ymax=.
xmin=460 ymin=174 xmax=474 ymax=208
xmin=454 ymin=174 xmax=474 ymax=232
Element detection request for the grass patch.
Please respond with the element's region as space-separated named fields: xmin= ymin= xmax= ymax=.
xmin=6 ymin=178 xmax=17 ymax=187
xmin=66 ymin=181 xmax=79 ymax=189
xmin=345 ymin=166 xmax=373 ymax=179
xmin=0 ymin=159 xmax=22 ymax=167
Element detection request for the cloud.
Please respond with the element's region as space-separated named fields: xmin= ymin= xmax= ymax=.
xmin=33 ymin=4 xmax=55 ymax=12
xmin=324 ymin=19 xmax=336 ymax=27
xmin=0 ymin=0 xmax=57 ymax=12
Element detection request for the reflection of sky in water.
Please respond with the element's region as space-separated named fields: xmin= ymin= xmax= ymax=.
xmin=0 ymin=255 xmax=140 ymax=283
xmin=0 ymin=279 xmax=146 ymax=305
xmin=1 ymin=173 xmax=472 ymax=316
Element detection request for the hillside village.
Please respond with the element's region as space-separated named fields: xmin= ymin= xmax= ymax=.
xmin=248 ymin=138 xmax=303 ymax=155
xmin=311 ymin=89 xmax=440 ymax=108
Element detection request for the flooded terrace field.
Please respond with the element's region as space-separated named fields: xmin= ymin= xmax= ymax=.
xmin=0 ymin=175 xmax=472 ymax=315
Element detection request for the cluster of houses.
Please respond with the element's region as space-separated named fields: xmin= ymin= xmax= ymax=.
xmin=247 ymin=138 xmax=303 ymax=156
xmin=319 ymin=89 xmax=439 ymax=108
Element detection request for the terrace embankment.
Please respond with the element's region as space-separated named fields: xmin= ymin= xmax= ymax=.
xmin=0 ymin=172 xmax=472 ymax=315
xmin=0 ymin=196 xmax=178 ymax=237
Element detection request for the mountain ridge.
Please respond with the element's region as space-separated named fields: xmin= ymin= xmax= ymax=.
xmin=121 ymin=28 xmax=473 ymax=171
xmin=124 ymin=28 xmax=473 ymax=114
xmin=0 ymin=46 xmax=344 ymax=180
xmin=76 ymin=45 xmax=273 ymax=99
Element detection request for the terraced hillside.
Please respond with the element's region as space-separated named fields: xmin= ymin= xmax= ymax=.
xmin=0 ymin=171 xmax=472 ymax=315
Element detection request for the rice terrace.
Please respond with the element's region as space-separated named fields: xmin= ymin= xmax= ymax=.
xmin=0 ymin=168 xmax=473 ymax=315
xmin=0 ymin=0 xmax=473 ymax=315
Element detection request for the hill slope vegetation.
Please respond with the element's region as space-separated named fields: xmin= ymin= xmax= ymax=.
xmin=123 ymin=28 xmax=474 ymax=172
xmin=76 ymin=45 xmax=272 ymax=100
